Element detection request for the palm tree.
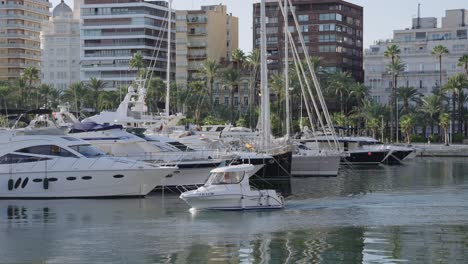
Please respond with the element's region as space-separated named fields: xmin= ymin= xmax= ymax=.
xmin=231 ymin=48 xmax=246 ymax=109
xmin=87 ymin=78 xmax=106 ymax=112
xmin=37 ymin=84 xmax=53 ymax=108
xmin=439 ymin=112 xmax=450 ymax=145
xmin=421 ymin=94 xmax=441 ymax=137
xmin=327 ymin=71 xmax=353 ymax=114
xmin=444 ymin=73 xmax=468 ymax=133
xmin=458 ymin=54 xmax=468 ymax=75
xmin=270 ymin=74 xmax=284 ymax=134
xmin=199 ymin=58 xmax=219 ymax=109
xmin=431 ymin=45 xmax=449 ymax=88
xmin=386 ymin=57 xmax=405 ymax=141
xmin=246 ymin=49 xmax=260 ymax=128
xmin=129 ymin=52 xmax=145 ymax=77
xmin=360 ymin=100 xmax=389 ymax=140
xmin=221 ymin=68 xmax=240 ymax=124
xmin=384 ymin=44 xmax=401 ymax=141
xmin=62 ymin=82 xmax=89 ymax=115
xmin=397 ymin=86 xmax=421 ymax=115
xmin=22 ymin=66 xmax=39 ymax=108
xmin=400 ymin=115 xmax=414 ymax=144
xmin=349 ymin=83 xmax=369 ymax=110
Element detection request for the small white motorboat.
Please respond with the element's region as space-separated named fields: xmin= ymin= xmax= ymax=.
xmin=179 ymin=164 xmax=284 ymax=210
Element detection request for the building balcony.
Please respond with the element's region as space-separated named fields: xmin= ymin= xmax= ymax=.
xmin=0 ymin=33 xmax=39 ymax=41
xmin=0 ymin=62 xmax=33 ymax=68
xmin=0 ymin=14 xmax=45 ymax=23
xmin=0 ymin=43 xmax=39 ymax=50
xmin=187 ymin=42 xmax=206 ymax=48
xmin=0 ymin=53 xmax=40 ymax=60
xmin=0 ymin=23 xmax=41 ymax=32
xmin=187 ymin=54 xmax=206 ymax=59
xmin=0 ymin=4 xmax=51 ymax=16
xmin=28 ymin=0 xmax=52 ymax=8
xmin=186 ymin=16 xmax=207 ymax=24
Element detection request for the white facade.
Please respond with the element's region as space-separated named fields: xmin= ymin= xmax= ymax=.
xmin=40 ymin=0 xmax=80 ymax=90
xmin=364 ymin=9 xmax=468 ymax=104
xmin=79 ymin=0 xmax=175 ymax=90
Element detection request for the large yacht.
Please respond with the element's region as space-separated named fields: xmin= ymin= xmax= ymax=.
xmin=300 ymin=136 xmax=414 ymax=165
xmin=0 ymin=132 xmax=175 ymax=198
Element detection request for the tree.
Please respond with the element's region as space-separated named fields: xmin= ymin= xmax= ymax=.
xmin=86 ymin=78 xmax=106 ymax=112
xmin=439 ymin=112 xmax=450 ymax=145
xmin=421 ymin=95 xmax=441 ymax=137
xmin=400 ymin=115 xmax=414 ymax=144
xmin=360 ymin=100 xmax=389 ymax=140
xmin=221 ymin=68 xmax=240 ymax=124
xmin=62 ymin=82 xmax=90 ymax=115
xmin=397 ymin=86 xmax=421 ymax=115
xmin=22 ymin=66 xmax=39 ymax=108
xmin=443 ymin=73 xmax=468 ymax=133
xmin=431 ymin=45 xmax=449 ymax=88
xmin=349 ymin=83 xmax=370 ymax=110
xmin=367 ymin=118 xmax=379 ymax=139
xmin=231 ymin=48 xmax=246 ymax=110
xmin=270 ymin=74 xmax=284 ymax=135
xmin=199 ymin=58 xmax=219 ymax=109
xmin=246 ymin=49 xmax=261 ymax=128
xmin=146 ymin=77 xmax=166 ymax=112
xmin=327 ymin=71 xmax=353 ymax=114
xmin=458 ymin=54 xmax=468 ymax=75
xmin=129 ymin=52 xmax=145 ymax=77
xmin=386 ymin=57 xmax=405 ymax=141
xmin=384 ymin=44 xmax=401 ymax=142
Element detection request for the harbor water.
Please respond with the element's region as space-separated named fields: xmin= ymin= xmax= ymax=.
xmin=1 ymin=157 xmax=468 ymax=263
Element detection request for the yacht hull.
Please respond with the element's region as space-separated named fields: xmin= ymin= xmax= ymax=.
xmin=292 ymin=154 xmax=341 ymax=177
xmin=181 ymin=193 xmax=283 ymax=210
xmin=0 ymin=168 xmax=173 ymax=198
xmin=341 ymin=149 xmax=389 ymax=165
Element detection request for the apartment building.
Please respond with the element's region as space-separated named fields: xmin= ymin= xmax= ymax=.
xmin=252 ymin=0 xmax=364 ymax=82
xmin=0 ymin=0 xmax=51 ymax=81
xmin=80 ymin=0 xmax=175 ymax=90
xmin=365 ymin=9 xmax=468 ymax=104
xmin=175 ymin=4 xmax=238 ymax=88
xmin=40 ymin=0 xmax=80 ymax=90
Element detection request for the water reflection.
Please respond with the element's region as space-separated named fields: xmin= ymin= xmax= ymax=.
xmin=0 ymin=158 xmax=467 ymax=263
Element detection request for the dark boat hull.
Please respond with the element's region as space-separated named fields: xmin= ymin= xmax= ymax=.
xmin=341 ymin=150 xmax=389 ymax=165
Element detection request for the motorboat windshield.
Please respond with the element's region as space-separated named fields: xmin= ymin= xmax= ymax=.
xmin=205 ymin=171 xmax=245 ymax=185
xmin=70 ymin=144 xmax=106 ymax=158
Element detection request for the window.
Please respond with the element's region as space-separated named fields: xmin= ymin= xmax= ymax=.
xmin=319 ymin=24 xmax=336 ymax=31
xmin=244 ymin=97 xmax=248 ymax=105
xmin=224 ymin=97 xmax=229 ymax=105
xmin=319 ymin=34 xmax=336 ymax=42
xmin=234 ymin=97 xmax=239 ymax=106
xmin=70 ymin=145 xmax=105 ymax=158
xmin=415 ymin=32 xmax=426 ymax=39
xmin=319 ymin=13 xmax=342 ymax=21
xmin=298 ymin=15 xmax=309 ymax=22
xmin=17 ymin=145 xmax=76 ymax=157
xmin=299 ymin=25 xmax=308 ymax=32
xmin=206 ymin=171 xmax=245 ymax=185
xmin=319 ymin=45 xmax=336 ymax=53
xmin=0 ymin=154 xmax=50 ymax=164
xmin=214 ymin=97 xmax=219 ymax=105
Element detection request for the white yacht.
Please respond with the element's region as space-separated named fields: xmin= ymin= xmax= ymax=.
xmin=0 ymin=132 xmax=175 ymax=198
xmin=292 ymin=142 xmax=341 ymax=177
xmin=180 ymin=164 xmax=284 ymax=210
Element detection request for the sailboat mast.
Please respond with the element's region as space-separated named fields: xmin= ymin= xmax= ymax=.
xmin=284 ymin=0 xmax=290 ymax=138
xmin=165 ymin=0 xmax=173 ymax=116
xmin=260 ymin=0 xmax=270 ymax=149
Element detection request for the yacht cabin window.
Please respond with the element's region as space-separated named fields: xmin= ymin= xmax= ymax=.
xmin=0 ymin=154 xmax=50 ymax=164
xmin=70 ymin=145 xmax=105 ymax=158
xmin=17 ymin=145 xmax=76 ymax=157
xmin=206 ymin=171 xmax=245 ymax=185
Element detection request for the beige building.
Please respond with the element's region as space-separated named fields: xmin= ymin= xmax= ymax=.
xmin=175 ymin=4 xmax=238 ymax=88
xmin=364 ymin=9 xmax=468 ymax=104
xmin=0 ymin=0 xmax=51 ymax=81
xmin=40 ymin=0 xmax=80 ymax=90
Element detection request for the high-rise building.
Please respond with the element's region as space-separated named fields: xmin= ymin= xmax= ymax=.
xmin=175 ymin=4 xmax=238 ymax=88
xmin=80 ymin=0 xmax=175 ymax=90
xmin=252 ymin=0 xmax=363 ymax=82
xmin=0 ymin=0 xmax=51 ymax=81
xmin=40 ymin=0 xmax=80 ymax=90
xmin=364 ymin=9 xmax=468 ymax=104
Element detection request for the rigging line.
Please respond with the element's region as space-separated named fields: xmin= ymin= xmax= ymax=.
xmin=143 ymin=9 xmax=169 ymax=89
xmin=287 ymin=0 xmax=340 ymax=151
xmin=279 ymin=0 xmax=330 ymax=148
xmin=289 ymin=31 xmax=318 ymax=141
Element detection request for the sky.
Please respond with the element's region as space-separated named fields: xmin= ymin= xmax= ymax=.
xmin=58 ymin=0 xmax=466 ymax=51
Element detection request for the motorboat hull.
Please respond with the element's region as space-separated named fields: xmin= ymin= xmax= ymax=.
xmin=382 ymin=150 xmax=414 ymax=165
xmin=292 ymin=154 xmax=341 ymax=177
xmin=0 ymin=167 xmax=174 ymax=198
xmin=181 ymin=193 xmax=284 ymax=210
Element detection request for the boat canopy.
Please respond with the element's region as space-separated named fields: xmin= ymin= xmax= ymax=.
xmin=210 ymin=164 xmax=255 ymax=173
xmin=69 ymin=122 xmax=123 ymax=133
